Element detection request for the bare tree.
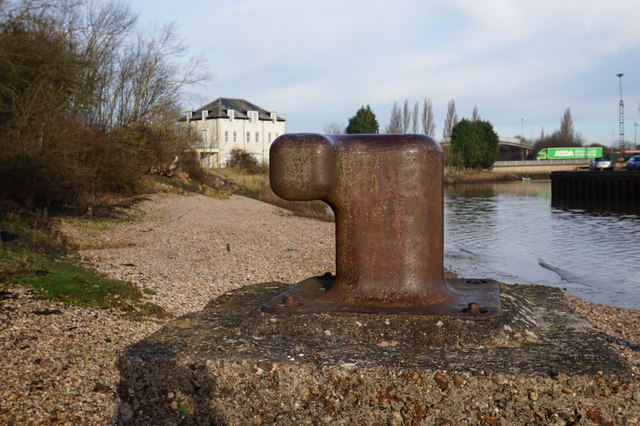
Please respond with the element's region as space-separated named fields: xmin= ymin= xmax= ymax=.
xmin=472 ymin=105 xmax=480 ymax=122
xmin=323 ymin=121 xmax=345 ymax=134
xmin=443 ymin=99 xmax=458 ymax=140
xmin=411 ymin=101 xmax=419 ymax=133
xmin=61 ymin=1 xmax=210 ymax=132
xmin=388 ymin=97 xmax=437 ymax=135
xmin=560 ymin=108 xmax=574 ymax=143
xmin=421 ymin=98 xmax=435 ymax=137
xmin=386 ymin=102 xmax=403 ymax=133
xmin=72 ymin=1 xmax=138 ymax=126
xmin=402 ymin=99 xmax=411 ymax=133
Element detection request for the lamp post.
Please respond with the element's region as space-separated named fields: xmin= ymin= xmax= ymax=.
xmin=521 ymin=118 xmax=525 ymax=160
xmin=635 ymin=122 xmax=639 ymax=150
xmin=617 ymin=73 xmax=624 ymax=151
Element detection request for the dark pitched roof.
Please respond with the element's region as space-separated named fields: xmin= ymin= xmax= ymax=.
xmin=180 ymin=98 xmax=285 ymax=122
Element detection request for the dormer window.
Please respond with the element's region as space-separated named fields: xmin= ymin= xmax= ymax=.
xmin=186 ymin=112 xmax=193 ymax=124
xmin=228 ymin=109 xmax=235 ymax=121
xmin=248 ymin=111 xmax=259 ymax=123
xmin=270 ymin=112 xmax=277 ymax=123
xmin=201 ymin=110 xmax=208 ymax=122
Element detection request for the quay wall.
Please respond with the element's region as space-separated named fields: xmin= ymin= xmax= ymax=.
xmin=551 ymin=171 xmax=640 ymax=204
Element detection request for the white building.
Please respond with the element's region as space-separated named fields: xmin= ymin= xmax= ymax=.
xmin=181 ymin=98 xmax=286 ymax=168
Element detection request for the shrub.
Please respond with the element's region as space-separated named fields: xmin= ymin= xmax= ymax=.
xmin=225 ymin=149 xmax=265 ymax=174
xmin=0 ymin=1 xmax=206 ymax=212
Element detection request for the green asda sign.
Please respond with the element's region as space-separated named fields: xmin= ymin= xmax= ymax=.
xmin=547 ymin=147 xmax=602 ymax=159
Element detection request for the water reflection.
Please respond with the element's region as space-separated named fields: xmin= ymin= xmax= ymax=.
xmin=444 ymin=181 xmax=640 ymax=310
xmin=552 ymin=199 xmax=640 ymax=215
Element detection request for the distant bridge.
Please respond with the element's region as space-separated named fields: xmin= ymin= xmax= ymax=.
xmin=491 ymin=159 xmax=590 ymax=174
xmin=439 ymin=137 xmax=592 ymax=173
xmin=440 ymin=137 xmax=533 ymax=152
xmin=440 ymin=137 xmax=533 ymax=161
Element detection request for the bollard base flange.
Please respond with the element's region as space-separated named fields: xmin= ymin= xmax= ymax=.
xmin=261 ymin=275 xmax=500 ymax=318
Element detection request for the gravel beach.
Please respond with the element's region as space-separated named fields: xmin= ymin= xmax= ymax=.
xmin=1 ymin=193 xmax=638 ymax=424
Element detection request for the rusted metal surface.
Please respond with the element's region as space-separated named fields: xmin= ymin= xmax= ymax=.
xmin=264 ymin=133 xmax=500 ymax=318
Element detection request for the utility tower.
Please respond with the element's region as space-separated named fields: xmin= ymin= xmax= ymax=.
xmin=617 ymin=73 xmax=624 ymax=151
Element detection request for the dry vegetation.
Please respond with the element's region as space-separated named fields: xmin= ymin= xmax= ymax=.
xmin=208 ymin=164 xmax=334 ymax=222
xmin=0 ymin=0 xmax=208 ymax=212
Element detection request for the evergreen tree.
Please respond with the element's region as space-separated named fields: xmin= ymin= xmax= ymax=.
xmin=450 ymin=119 xmax=499 ymax=169
xmin=346 ymin=105 xmax=379 ymax=134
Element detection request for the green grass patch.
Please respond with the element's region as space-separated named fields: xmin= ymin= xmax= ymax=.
xmin=63 ymin=215 xmax=134 ymax=236
xmin=0 ymin=244 xmax=170 ymax=319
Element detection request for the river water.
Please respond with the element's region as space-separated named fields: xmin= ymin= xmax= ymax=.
xmin=443 ymin=181 xmax=640 ymax=310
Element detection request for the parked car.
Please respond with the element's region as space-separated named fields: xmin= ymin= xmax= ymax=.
xmin=626 ymin=155 xmax=640 ymax=170
xmin=589 ymin=157 xmax=614 ymax=170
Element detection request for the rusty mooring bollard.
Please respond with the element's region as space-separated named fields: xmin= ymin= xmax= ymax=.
xmin=262 ymin=134 xmax=500 ymax=317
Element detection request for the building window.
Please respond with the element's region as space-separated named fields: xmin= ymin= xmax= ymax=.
xmin=228 ymin=109 xmax=235 ymax=121
xmin=202 ymin=129 xmax=207 ymax=144
xmin=225 ymin=131 xmax=228 ymax=142
xmin=233 ymin=131 xmax=237 ymax=142
xmin=248 ymin=111 xmax=258 ymax=123
xmin=255 ymin=132 xmax=259 ymax=142
xmin=246 ymin=132 xmax=250 ymax=142
xmin=270 ymin=112 xmax=277 ymax=123
xmin=268 ymin=132 xmax=271 ymax=142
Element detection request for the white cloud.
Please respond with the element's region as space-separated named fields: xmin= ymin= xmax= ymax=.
xmin=136 ymin=0 xmax=640 ymax=142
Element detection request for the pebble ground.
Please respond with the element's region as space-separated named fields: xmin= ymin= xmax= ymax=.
xmin=1 ymin=193 xmax=638 ymax=424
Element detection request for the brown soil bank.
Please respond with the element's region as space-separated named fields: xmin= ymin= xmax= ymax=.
xmin=444 ymin=169 xmax=527 ymax=184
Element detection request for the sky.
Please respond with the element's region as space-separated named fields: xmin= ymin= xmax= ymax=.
xmin=134 ymin=0 xmax=640 ymax=147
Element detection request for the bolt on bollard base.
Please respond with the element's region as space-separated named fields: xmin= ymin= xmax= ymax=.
xmin=262 ymin=275 xmax=500 ymax=317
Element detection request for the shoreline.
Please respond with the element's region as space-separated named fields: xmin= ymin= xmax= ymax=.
xmin=444 ymin=169 xmax=544 ymax=185
xmin=1 ymin=193 xmax=638 ymax=423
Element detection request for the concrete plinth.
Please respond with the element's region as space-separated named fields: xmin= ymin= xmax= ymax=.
xmin=116 ymin=283 xmax=632 ymax=425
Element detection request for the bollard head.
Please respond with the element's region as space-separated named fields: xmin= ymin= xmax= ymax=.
xmin=264 ymin=133 xmax=500 ymax=318
xmin=270 ymin=134 xmax=335 ymax=201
